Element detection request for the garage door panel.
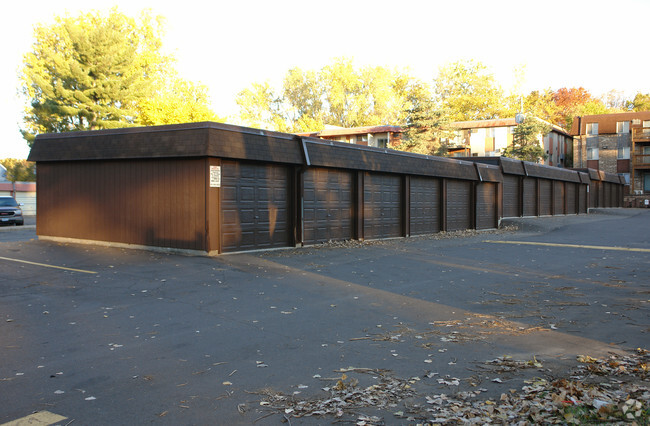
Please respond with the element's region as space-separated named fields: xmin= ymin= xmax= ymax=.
xmin=502 ymin=175 xmax=519 ymax=218
xmin=539 ymin=179 xmax=552 ymax=216
xmin=566 ymin=184 xmax=577 ymax=214
xmin=364 ymin=172 xmax=402 ymax=239
xmin=447 ymin=180 xmax=471 ymax=231
xmin=554 ymin=181 xmax=565 ymax=214
xmin=410 ymin=176 xmax=440 ymax=235
xmin=303 ymin=168 xmax=353 ymax=245
xmin=579 ymin=186 xmax=588 ymax=213
xmin=221 ymin=160 xmax=290 ymax=252
xmin=477 ymin=182 xmax=497 ymax=230
xmin=523 ymin=178 xmax=537 ymax=216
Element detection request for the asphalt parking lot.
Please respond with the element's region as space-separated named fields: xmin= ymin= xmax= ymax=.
xmin=1 ymin=209 xmax=649 ymax=425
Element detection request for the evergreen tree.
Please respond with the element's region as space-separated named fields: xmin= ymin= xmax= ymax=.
xmin=20 ymin=8 xmax=172 ymax=144
xmin=399 ymin=96 xmax=455 ymax=156
xmin=502 ymin=116 xmax=550 ymax=163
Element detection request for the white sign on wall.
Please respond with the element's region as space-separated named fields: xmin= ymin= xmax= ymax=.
xmin=209 ymin=165 xmax=221 ymax=188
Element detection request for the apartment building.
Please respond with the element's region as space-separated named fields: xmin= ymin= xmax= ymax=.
xmin=297 ymin=125 xmax=403 ymax=149
xmin=448 ymin=118 xmax=572 ymax=167
xmin=571 ymin=111 xmax=650 ymax=199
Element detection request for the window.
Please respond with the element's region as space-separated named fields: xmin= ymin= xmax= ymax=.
xmin=644 ymin=121 xmax=650 ymax=128
xmin=616 ymin=121 xmax=630 ymax=134
xmin=587 ymin=147 xmax=599 ymax=160
xmin=586 ymin=123 xmax=598 ymax=135
xmin=376 ymin=138 xmax=388 ymax=148
xmin=618 ymin=146 xmax=630 ymax=159
xmin=486 ymin=128 xmax=495 ymax=138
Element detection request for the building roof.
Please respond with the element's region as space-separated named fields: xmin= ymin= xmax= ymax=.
xmin=450 ymin=118 xmax=518 ymax=129
xmin=569 ymin=110 xmax=650 ymax=135
xmin=296 ymin=125 xmax=402 ymax=138
xmin=451 ymin=117 xmax=571 ymax=137
xmin=0 ymin=182 xmax=36 ymax=192
xmin=27 ymin=121 xmax=492 ymax=182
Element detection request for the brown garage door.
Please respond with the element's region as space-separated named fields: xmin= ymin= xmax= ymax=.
xmin=476 ymin=182 xmax=497 ymax=230
xmin=410 ymin=176 xmax=440 ymax=235
xmin=364 ymin=172 xmax=401 ymax=239
xmin=579 ymin=185 xmax=588 ymax=213
xmin=302 ymin=167 xmax=353 ymax=245
xmin=523 ymin=177 xmax=537 ymax=216
xmin=446 ymin=180 xmax=472 ymax=231
xmin=502 ymin=175 xmax=520 ymax=218
xmin=589 ymin=182 xmax=598 ymax=208
xmin=221 ymin=161 xmax=290 ymax=252
xmin=554 ymin=181 xmax=565 ymax=215
xmin=539 ymin=179 xmax=552 ymax=216
xmin=601 ymin=182 xmax=608 ymax=207
xmin=566 ymin=183 xmax=577 ymax=214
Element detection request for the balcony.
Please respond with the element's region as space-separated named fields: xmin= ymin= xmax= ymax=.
xmin=632 ymin=153 xmax=650 ymax=169
xmin=632 ymin=128 xmax=650 ymax=142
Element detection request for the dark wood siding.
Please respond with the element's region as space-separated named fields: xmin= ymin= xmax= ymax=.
xmin=589 ymin=182 xmax=598 ymax=208
xmin=409 ymin=176 xmax=440 ymax=235
xmin=36 ymin=159 xmax=206 ymax=250
xmin=502 ymin=175 xmax=520 ymax=218
xmin=554 ymin=181 xmax=565 ymax=215
xmin=579 ymin=185 xmax=588 ymax=213
xmin=446 ymin=180 xmax=472 ymax=231
xmin=539 ymin=179 xmax=552 ymax=216
xmin=220 ymin=161 xmax=290 ymax=252
xmin=302 ymin=168 xmax=353 ymax=245
xmin=566 ymin=183 xmax=577 ymax=214
xmin=610 ymin=182 xmax=615 ymax=207
xmin=523 ymin=177 xmax=537 ymax=216
xmin=363 ymin=172 xmax=401 ymax=239
xmin=603 ymin=182 xmax=611 ymax=207
xmin=476 ymin=182 xmax=497 ymax=230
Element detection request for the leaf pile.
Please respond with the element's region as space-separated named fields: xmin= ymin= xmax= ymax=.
xmin=408 ymin=349 xmax=649 ymax=424
xmin=255 ymin=368 xmax=415 ymax=424
xmin=252 ymin=350 xmax=649 ymax=424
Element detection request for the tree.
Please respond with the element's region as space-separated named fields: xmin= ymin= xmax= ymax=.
xmin=433 ymin=60 xmax=506 ymax=121
xmin=628 ymin=93 xmax=650 ymax=112
xmin=236 ymin=57 xmax=427 ymax=133
xmin=523 ymin=89 xmax=560 ymax=125
xmin=137 ymin=75 xmax=223 ymax=126
xmin=502 ymin=116 xmax=550 ymax=163
xmin=551 ymin=87 xmax=605 ymax=129
xmin=0 ymin=159 xmax=36 ymax=182
xmin=398 ymin=82 xmax=455 ymax=156
xmin=20 ymin=8 xmax=173 ymax=145
xmin=236 ymin=81 xmax=289 ymax=131
xmin=602 ymin=90 xmax=627 ymax=111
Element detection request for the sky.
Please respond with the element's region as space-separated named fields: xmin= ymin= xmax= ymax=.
xmin=2 ymin=0 xmax=649 ymax=159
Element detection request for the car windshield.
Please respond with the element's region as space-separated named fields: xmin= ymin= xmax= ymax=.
xmin=0 ymin=198 xmax=19 ymax=207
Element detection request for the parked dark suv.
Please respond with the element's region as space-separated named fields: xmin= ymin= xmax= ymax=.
xmin=0 ymin=196 xmax=24 ymax=226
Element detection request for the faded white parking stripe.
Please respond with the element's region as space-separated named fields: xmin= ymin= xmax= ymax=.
xmin=486 ymin=240 xmax=650 ymax=253
xmin=0 ymin=256 xmax=97 ymax=274
xmin=1 ymin=411 xmax=67 ymax=426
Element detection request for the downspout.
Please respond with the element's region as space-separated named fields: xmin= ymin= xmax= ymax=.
xmin=296 ymin=136 xmax=311 ymax=246
xmin=577 ymin=116 xmax=583 ymax=167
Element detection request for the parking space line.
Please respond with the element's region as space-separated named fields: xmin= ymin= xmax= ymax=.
xmin=1 ymin=411 xmax=67 ymax=426
xmin=0 ymin=256 xmax=97 ymax=274
xmin=486 ymin=240 xmax=650 ymax=253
